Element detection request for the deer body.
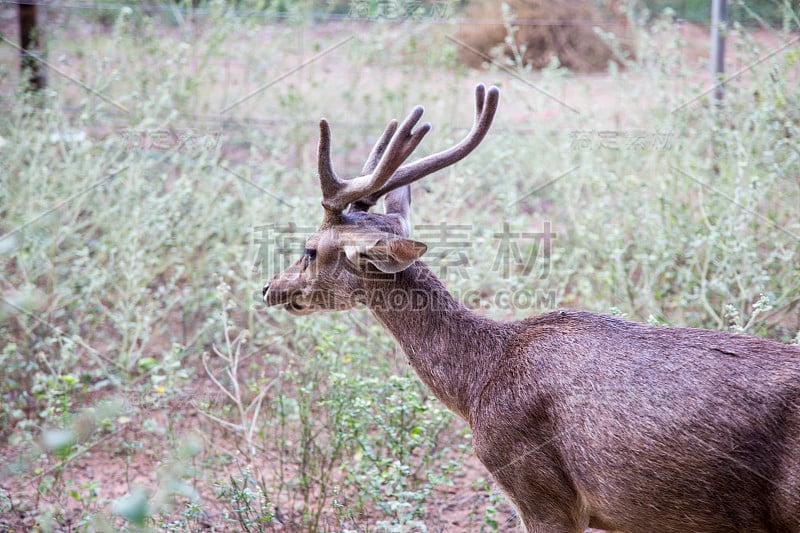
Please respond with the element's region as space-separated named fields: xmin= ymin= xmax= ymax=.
xmin=474 ymin=311 xmax=800 ymax=532
xmin=262 ymin=85 xmax=800 ymax=532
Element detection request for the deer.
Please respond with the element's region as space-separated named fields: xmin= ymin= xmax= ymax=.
xmin=261 ymin=84 xmax=800 ymax=532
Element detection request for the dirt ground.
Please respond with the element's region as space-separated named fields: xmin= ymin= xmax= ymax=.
xmin=1 ymin=373 xmax=521 ymax=531
xmin=1 ymin=7 xmax=796 ymax=531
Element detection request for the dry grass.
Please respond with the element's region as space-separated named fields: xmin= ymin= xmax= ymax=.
xmin=1 ymin=3 xmax=798 ymax=530
xmin=456 ymin=0 xmax=633 ymax=72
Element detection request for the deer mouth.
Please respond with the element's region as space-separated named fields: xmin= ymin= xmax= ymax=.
xmin=285 ymin=297 xmax=314 ymax=315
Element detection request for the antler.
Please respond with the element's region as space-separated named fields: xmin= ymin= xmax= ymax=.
xmin=357 ymin=84 xmax=499 ymax=209
xmin=318 ymin=107 xmax=431 ymax=216
xmin=317 ymin=84 xmax=499 ymax=218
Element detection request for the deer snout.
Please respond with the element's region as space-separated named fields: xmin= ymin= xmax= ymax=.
xmin=263 ymin=281 xmax=297 ymax=307
xmin=263 ymin=283 xmax=284 ymax=306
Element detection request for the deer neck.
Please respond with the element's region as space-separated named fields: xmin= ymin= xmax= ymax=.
xmin=364 ymin=262 xmax=509 ymax=421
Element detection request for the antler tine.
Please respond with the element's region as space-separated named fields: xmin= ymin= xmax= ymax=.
xmin=319 ymin=117 xmax=364 ymax=214
xmin=319 ymin=107 xmax=431 ymax=215
xmin=369 ymin=106 xmax=431 ymax=191
xmin=360 ymin=84 xmax=499 ymax=205
xmin=318 ymin=119 xmax=342 ymax=204
xmin=349 ymin=108 xmax=431 ymax=212
xmin=361 ymin=120 xmax=399 ymax=176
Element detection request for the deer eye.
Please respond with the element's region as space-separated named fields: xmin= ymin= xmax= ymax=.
xmin=304 ymin=248 xmax=317 ymax=261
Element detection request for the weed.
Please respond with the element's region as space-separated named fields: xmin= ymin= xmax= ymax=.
xmin=1 ymin=2 xmax=797 ymax=530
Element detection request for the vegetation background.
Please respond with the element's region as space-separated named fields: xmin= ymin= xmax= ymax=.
xmin=1 ymin=0 xmax=798 ymax=530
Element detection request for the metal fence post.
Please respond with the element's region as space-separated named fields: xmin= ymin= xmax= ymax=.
xmin=710 ymin=0 xmax=727 ymax=105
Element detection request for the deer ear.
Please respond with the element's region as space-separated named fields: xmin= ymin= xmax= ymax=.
xmin=344 ymin=237 xmax=427 ymax=273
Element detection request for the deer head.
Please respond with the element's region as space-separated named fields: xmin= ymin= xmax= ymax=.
xmin=262 ymin=84 xmax=499 ymax=315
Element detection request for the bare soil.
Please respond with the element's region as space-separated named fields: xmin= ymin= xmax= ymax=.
xmin=0 ymin=7 xmax=795 ymax=531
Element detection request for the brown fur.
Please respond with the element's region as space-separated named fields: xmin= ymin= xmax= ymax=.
xmin=262 ymin=87 xmax=800 ymax=532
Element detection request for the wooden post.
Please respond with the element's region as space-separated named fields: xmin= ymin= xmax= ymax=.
xmin=18 ymin=2 xmax=47 ymax=91
xmin=710 ymin=0 xmax=727 ymax=106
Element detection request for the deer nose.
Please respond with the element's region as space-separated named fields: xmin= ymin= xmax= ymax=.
xmin=262 ymin=283 xmax=269 ymax=297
